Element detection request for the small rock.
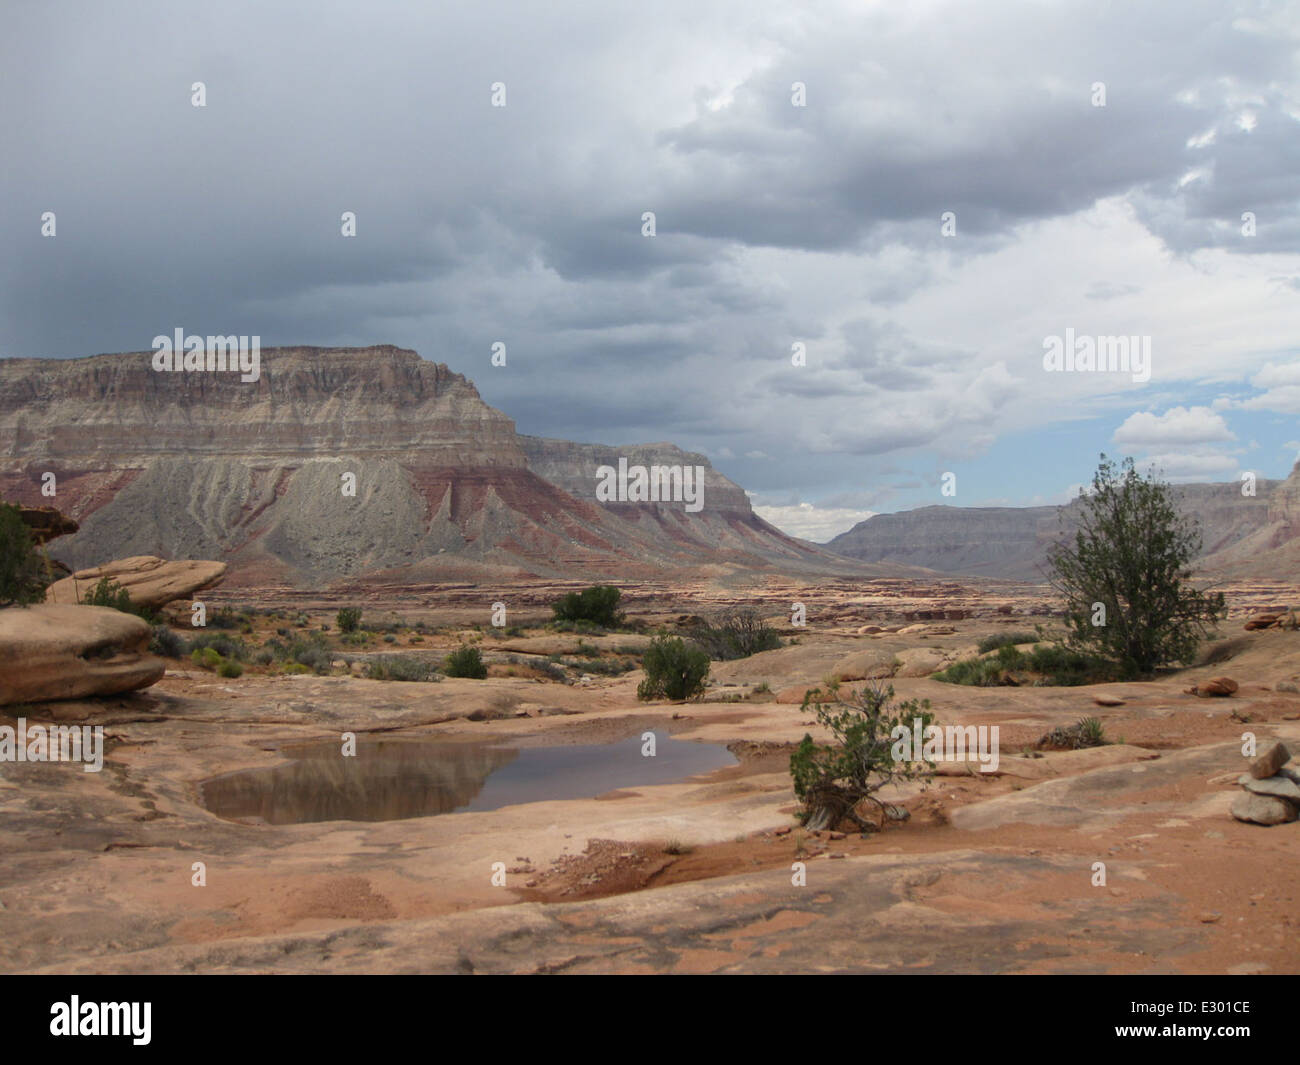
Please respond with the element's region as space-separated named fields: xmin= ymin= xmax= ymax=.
xmin=1093 ymin=694 xmax=1125 ymax=707
xmin=1199 ymin=912 xmax=1221 ymax=923
xmin=827 ymin=831 xmax=846 ymax=840
xmin=1231 ymin=791 xmax=1298 ymax=826
xmin=1191 ymin=676 xmax=1238 ymax=698
xmin=1250 ymin=741 xmax=1291 ymax=780
xmin=773 ymin=826 xmax=792 ymax=836
xmin=828 ymin=852 xmax=847 ymax=859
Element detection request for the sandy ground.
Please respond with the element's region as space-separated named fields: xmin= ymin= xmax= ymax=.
xmin=2 ymin=577 xmax=1299 ymax=974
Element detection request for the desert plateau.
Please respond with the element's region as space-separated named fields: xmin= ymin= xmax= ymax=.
xmin=5 ymin=0 xmax=1300 ymax=1032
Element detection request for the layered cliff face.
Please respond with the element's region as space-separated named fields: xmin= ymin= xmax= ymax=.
xmin=826 ymin=474 xmax=1293 ymax=580
xmin=0 ymin=345 xmax=524 ymax=466
xmin=0 ymin=347 xmax=851 ymax=583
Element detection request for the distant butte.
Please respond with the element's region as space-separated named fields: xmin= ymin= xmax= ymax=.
xmin=0 ymin=346 xmax=881 ymax=586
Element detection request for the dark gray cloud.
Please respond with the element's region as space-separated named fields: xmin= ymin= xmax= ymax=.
xmin=2 ymin=0 xmax=1298 ymax=539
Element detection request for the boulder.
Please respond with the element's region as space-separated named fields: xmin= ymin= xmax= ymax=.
xmin=829 ymin=650 xmax=896 ymax=683
xmin=894 ymin=647 xmax=949 ymax=678
xmin=1244 ymin=613 xmax=1279 ymax=631
xmin=1230 ymin=792 xmax=1298 ymax=826
xmin=0 ymin=604 xmax=165 ymax=705
xmin=1249 ymin=741 xmax=1290 ymax=780
xmin=1189 ymin=676 xmax=1238 ymax=697
xmin=45 ymin=556 xmax=226 ymax=610
xmin=16 ymin=504 xmax=79 ymax=545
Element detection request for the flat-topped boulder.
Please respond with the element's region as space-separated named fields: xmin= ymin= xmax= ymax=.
xmin=46 ymin=556 xmax=226 ymax=610
xmin=0 ymin=604 xmax=165 ymax=705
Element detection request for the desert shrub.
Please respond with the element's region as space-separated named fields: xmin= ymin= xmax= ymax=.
xmin=82 ymin=576 xmax=131 ymax=611
xmin=443 ymin=645 xmax=488 ymax=679
xmin=0 ymin=503 xmax=52 ymax=607
xmin=689 ymin=608 xmax=783 ymax=661
xmin=935 ymin=643 xmax=1114 ymax=687
xmin=790 ymin=682 xmax=935 ymax=832
xmin=552 ymin=585 xmax=623 ymax=628
xmin=1047 ymin=454 xmax=1226 ymax=676
xmin=336 ymin=607 xmax=363 ymax=633
xmin=217 ymin=659 xmax=243 ymax=678
xmin=188 ymin=631 xmax=248 ymax=661
xmin=192 ymin=647 xmax=223 ymax=670
xmin=149 ymin=625 xmax=187 ymax=658
xmin=1037 ymin=716 xmax=1107 ymax=750
xmin=205 ymin=608 xmax=241 ymax=630
xmin=976 ymin=631 xmax=1039 ymax=654
xmin=290 ymin=637 xmax=332 ymax=674
xmin=1024 ymin=643 xmax=1113 ymax=685
xmin=366 ymin=655 xmax=439 ymax=682
xmin=505 ymin=655 xmax=566 ymax=681
xmin=572 ymin=639 xmax=602 ymax=658
xmin=637 ymin=636 xmax=709 ymax=701
xmin=577 ymin=656 xmax=638 ymax=676
xmin=256 ymin=632 xmax=331 ymax=673
xmin=282 ymin=662 xmax=311 ymax=675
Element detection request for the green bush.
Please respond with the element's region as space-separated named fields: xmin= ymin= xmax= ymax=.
xmin=443 ymin=645 xmax=487 ymax=679
xmin=217 ymin=659 xmax=243 ymax=678
xmin=367 ymin=655 xmax=440 ymax=682
xmin=935 ymin=642 xmax=1115 ymax=687
xmin=976 ymin=631 xmax=1039 ymax=655
xmin=83 ymin=575 xmax=133 ymax=613
xmin=790 ymin=682 xmax=934 ymax=831
xmin=0 ymin=503 xmax=51 ymax=608
xmin=637 ymin=636 xmax=709 ymax=701
xmin=337 ymin=607 xmax=363 ymax=633
xmin=188 ymin=632 xmax=248 ymax=661
xmin=1047 ymin=454 xmax=1226 ymax=676
xmin=192 ymin=647 xmax=223 ymax=670
xmin=552 ymin=585 xmax=623 ymax=628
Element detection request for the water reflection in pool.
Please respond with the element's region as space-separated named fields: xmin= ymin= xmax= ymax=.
xmin=199 ymin=730 xmax=737 ymax=825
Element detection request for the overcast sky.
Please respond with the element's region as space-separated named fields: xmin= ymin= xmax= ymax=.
xmin=4 ymin=0 xmax=1299 ymax=540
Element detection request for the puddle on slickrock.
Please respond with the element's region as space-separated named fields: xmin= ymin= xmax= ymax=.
xmin=199 ymin=730 xmax=736 ymax=825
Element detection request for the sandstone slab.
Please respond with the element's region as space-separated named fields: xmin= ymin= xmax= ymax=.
xmin=46 ymin=556 xmax=226 ymax=610
xmin=1237 ymin=774 xmax=1300 ymax=803
xmin=0 ymin=604 xmax=165 ymax=705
